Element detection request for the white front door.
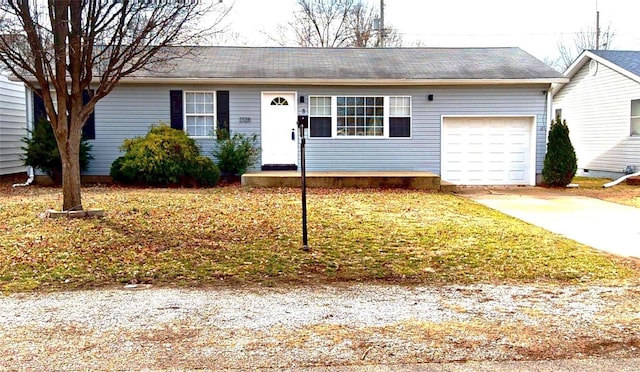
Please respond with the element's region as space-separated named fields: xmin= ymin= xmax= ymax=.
xmin=261 ymin=92 xmax=298 ymax=167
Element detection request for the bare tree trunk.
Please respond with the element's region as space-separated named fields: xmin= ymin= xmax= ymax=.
xmin=58 ymin=120 xmax=83 ymax=211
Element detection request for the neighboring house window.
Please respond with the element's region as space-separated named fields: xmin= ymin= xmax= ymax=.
xmin=554 ymin=108 xmax=562 ymax=119
xmin=184 ymin=91 xmax=216 ymax=137
xmin=337 ymin=96 xmax=384 ymax=137
xmin=389 ymin=96 xmax=411 ymax=137
xmin=309 ymin=95 xmax=411 ymax=138
xmin=631 ymin=100 xmax=640 ymax=137
xmin=309 ymin=96 xmax=332 ymax=137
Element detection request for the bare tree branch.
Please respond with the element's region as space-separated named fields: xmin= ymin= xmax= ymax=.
xmin=0 ymin=0 xmax=228 ymax=211
xmin=269 ymin=0 xmax=401 ymax=48
xmin=551 ymin=24 xmax=616 ymax=71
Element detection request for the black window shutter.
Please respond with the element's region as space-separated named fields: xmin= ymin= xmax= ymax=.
xmin=389 ymin=117 xmax=411 ymax=137
xmin=216 ymin=90 xmax=230 ymax=133
xmin=82 ymin=89 xmax=96 ymax=140
xmin=170 ymin=90 xmax=183 ymax=130
xmin=310 ymin=117 xmax=332 ymax=137
xmin=32 ymin=90 xmax=46 ymax=126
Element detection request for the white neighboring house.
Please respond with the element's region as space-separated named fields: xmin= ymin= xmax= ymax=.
xmin=553 ymin=50 xmax=640 ymax=178
xmin=0 ymin=73 xmax=27 ymax=176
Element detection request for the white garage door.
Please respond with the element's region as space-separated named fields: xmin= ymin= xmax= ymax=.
xmin=442 ymin=117 xmax=534 ymax=185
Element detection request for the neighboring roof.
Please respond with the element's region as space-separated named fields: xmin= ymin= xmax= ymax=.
xmin=590 ymin=50 xmax=640 ymax=77
xmin=554 ymin=50 xmax=640 ymax=93
xmin=124 ymin=46 xmax=565 ymax=85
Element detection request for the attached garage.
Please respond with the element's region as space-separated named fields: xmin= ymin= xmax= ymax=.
xmin=441 ymin=116 xmax=536 ymax=186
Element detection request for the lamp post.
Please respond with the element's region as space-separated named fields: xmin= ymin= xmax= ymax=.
xmin=299 ymin=121 xmax=309 ymax=251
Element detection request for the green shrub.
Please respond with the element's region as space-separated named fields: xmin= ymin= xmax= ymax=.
xmin=187 ymin=156 xmax=221 ymax=187
xmin=543 ymin=116 xmax=577 ymax=187
xmin=212 ymin=129 xmax=260 ymax=178
xmin=21 ymin=119 xmax=93 ymax=184
xmin=110 ymin=124 xmax=220 ymax=187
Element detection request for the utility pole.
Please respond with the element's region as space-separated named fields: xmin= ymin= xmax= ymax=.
xmin=595 ymin=0 xmax=600 ymax=50
xmin=379 ymin=0 xmax=385 ymax=47
xmin=595 ymin=10 xmax=600 ymax=50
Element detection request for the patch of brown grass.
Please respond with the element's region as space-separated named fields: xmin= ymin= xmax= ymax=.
xmin=0 ymin=185 xmax=638 ymax=292
xmin=566 ymin=177 xmax=640 ymax=208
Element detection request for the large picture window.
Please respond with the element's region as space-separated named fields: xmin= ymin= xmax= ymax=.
xmin=185 ymin=91 xmax=215 ymax=137
xmin=631 ymin=99 xmax=640 ymax=137
xmin=337 ymin=96 xmax=384 ymax=137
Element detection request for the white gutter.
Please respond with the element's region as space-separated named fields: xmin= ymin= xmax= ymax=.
xmin=113 ymin=77 xmax=570 ymax=86
xmin=12 ymin=75 xmax=569 ymax=86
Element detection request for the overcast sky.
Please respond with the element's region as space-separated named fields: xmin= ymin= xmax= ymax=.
xmin=219 ymin=0 xmax=640 ymax=65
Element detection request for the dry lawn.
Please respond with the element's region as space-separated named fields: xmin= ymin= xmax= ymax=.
xmin=565 ymin=176 xmax=640 ymax=208
xmin=1 ymin=179 xmax=638 ymax=292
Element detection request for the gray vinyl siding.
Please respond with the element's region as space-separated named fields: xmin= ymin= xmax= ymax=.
xmin=300 ymin=85 xmax=548 ymax=174
xmin=554 ymin=60 xmax=640 ymax=175
xmin=0 ymin=75 xmax=26 ymax=176
xmin=89 ymin=84 xmax=259 ymax=176
xmin=86 ymin=84 xmax=548 ymax=176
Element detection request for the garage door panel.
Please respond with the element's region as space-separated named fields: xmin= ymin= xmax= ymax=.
xmin=442 ymin=117 xmax=533 ymax=185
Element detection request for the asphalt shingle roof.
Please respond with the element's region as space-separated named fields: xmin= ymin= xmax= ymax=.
xmin=590 ymin=50 xmax=640 ymax=78
xmin=133 ymin=46 xmax=563 ymax=81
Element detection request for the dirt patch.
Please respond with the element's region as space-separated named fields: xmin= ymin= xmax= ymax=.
xmin=1 ymin=283 xmax=640 ymax=369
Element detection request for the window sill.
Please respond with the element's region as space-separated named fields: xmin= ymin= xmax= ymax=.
xmin=189 ymin=136 xmax=215 ymax=139
xmin=309 ymin=136 xmax=413 ymax=140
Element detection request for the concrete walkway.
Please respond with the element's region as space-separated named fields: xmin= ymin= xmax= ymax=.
xmin=462 ymin=187 xmax=640 ymax=259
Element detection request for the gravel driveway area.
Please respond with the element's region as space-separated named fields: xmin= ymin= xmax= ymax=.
xmin=1 ymin=283 xmax=640 ymax=370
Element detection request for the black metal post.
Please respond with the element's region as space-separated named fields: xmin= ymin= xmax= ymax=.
xmin=300 ymin=122 xmax=309 ymax=251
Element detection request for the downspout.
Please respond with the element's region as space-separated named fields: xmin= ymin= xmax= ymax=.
xmin=13 ymin=86 xmax=35 ymax=188
xmin=546 ymin=88 xmax=553 ymax=139
xmin=12 ymin=166 xmax=34 ymax=187
xmin=603 ymin=171 xmax=640 ymax=188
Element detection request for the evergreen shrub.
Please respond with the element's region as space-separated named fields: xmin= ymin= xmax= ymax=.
xmin=543 ymin=116 xmax=577 ymax=187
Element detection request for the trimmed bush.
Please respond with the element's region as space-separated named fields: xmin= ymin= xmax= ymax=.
xmin=21 ymin=118 xmax=93 ymax=184
xmin=543 ymin=116 xmax=577 ymax=187
xmin=187 ymin=155 xmax=221 ymax=187
xmin=110 ymin=124 xmax=220 ymax=187
xmin=212 ymin=129 xmax=260 ymax=178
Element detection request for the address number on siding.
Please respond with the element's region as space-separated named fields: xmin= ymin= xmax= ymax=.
xmin=239 ymin=117 xmax=251 ymax=123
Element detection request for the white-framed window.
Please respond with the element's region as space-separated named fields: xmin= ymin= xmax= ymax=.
xmin=337 ymin=96 xmax=384 ymax=137
xmin=389 ymin=96 xmax=411 ymax=137
xmin=309 ymin=96 xmax=332 ymax=137
xmin=185 ymin=91 xmax=216 ymax=137
xmin=309 ymin=95 xmax=411 ymax=138
xmin=631 ymin=99 xmax=640 ymax=137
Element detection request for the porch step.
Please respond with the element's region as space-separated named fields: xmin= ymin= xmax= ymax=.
xmin=241 ymin=171 xmax=447 ymax=190
xmin=439 ymin=180 xmax=458 ymax=193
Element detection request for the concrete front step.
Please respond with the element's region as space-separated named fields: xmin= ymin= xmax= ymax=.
xmin=242 ymin=171 xmax=454 ymax=191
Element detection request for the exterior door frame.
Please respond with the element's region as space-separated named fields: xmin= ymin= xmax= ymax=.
xmin=261 ymin=91 xmax=299 ymax=169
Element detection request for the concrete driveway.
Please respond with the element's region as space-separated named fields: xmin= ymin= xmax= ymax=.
xmin=461 ymin=187 xmax=640 ymax=259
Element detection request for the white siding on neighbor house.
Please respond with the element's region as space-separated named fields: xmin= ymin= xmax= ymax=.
xmin=0 ymin=75 xmax=26 ymax=176
xmin=554 ymin=59 xmax=640 ymax=174
xmin=84 ymin=84 xmax=549 ymax=177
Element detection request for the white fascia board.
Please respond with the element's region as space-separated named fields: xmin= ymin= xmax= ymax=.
xmin=114 ymin=77 xmax=568 ymax=86
xmin=554 ymin=50 xmax=640 ymax=94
